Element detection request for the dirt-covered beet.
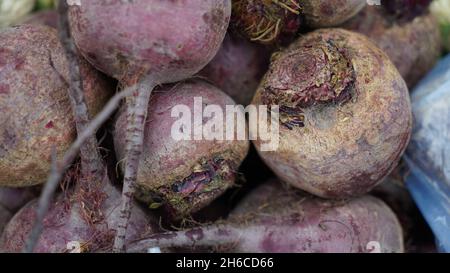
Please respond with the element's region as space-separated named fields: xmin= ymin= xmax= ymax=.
xmin=251 ymin=29 xmax=412 ymax=199
xmin=127 ymin=181 xmax=404 ymax=253
xmin=114 ymin=80 xmax=249 ymax=217
xmin=199 ymin=34 xmax=271 ymax=105
xmin=342 ymin=4 xmax=441 ymax=88
xmin=301 ymin=0 xmax=366 ymax=28
xmin=68 ymin=0 xmax=231 ymax=84
xmin=372 ymin=170 xmax=437 ymax=253
xmin=0 ymin=182 xmax=157 ymax=253
xmin=231 ymin=0 xmax=365 ymax=44
xmin=0 ymin=24 xmax=113 ymax=188
xmin=22 ymin=9 xmax=58 ymax=28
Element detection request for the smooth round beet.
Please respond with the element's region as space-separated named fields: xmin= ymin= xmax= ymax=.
xmin=68 ymin=0 xmax=231 ymax=84
xmin=0 ymin=183 xmax=156 ymax=253
xmin=22 ymin=9 xmax=58 ymax=28
xmin=0 ymin=24 xmax=113 ymax=187
xmin=342 ymin=5 xmax=442 ymax=88
xmin=199 ymin=34 xmax=271 ymax=105
xmin=251 ymin=29 xmax=412 ymax=199
xmin=114 ymin=80 xmax=249 ymax=217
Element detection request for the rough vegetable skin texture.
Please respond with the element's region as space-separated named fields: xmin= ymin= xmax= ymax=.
xmin=0 ymin=24 xmax=113 ymax=187
xmin=128 ymin=181 xmax=404 ymax=253
xmin=231 ymin=0 xmax=303 ymax=44
xmin=251 ymin=29 xmax=412 ymax=199
xmin=342 ymin=6 xmax=442 ymax=88
xmin=231 ymin=0 xmax=365 ymax=44
xmin=68 ymin=0 xmax=231 ymax=84
xmin=114 ymin=80 xmax=249 ymax=217
xmin=68 ymin=0 xmax=231 ymax=251
xmin=0 ymin=183 xmax=156 ymax=253
xmin=199 ymin=34 xmax=270 ymax=105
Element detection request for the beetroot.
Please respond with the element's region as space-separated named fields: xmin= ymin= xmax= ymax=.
xmin=251 ymin=29 xmax=412 ymax=199
xmin=199 ymin=34 xmax=271 ymax=105
xmin=68 ymin=0 xmax=231 ymax=250
xmin=231 ymin=0 xmax=365 ymax=44
xmin=68 ymin=0 xmax=230 ymax=84
xmin=0 ymin=188 xmax=37 ymax=234
xmin=0 ymin=24 xmax=112 ymax=188
xmin=0 ymin=187 xmax=38 ymax=235
xmin=0 ymin=182 xmax=157 ymax=253
xmin=342 ymin=4 xmax=442 ymax=87
xmin=22 ymin=9 xmax=58 ymax=28
xmin=0 ymin=187 xmax=38 ymax=213
xmin=114 ymin=80 xmax=249 ymax=218
xmin=127 ymin=181 xmax=404 ymax=253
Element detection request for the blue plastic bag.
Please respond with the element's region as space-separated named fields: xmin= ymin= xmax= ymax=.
xmin=405 ymin=54 xmax=450 ymax=253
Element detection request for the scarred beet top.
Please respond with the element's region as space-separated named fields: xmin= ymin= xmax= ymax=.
xmin=251 ymin=29 xmax=412 ymax=198
xmin=0 ymin=182 xmax=157 ymax=253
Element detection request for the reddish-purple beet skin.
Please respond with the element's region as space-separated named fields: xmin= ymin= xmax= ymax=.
xmin=199 ymin=34 xmax=270 ymax=105
xmin=68 ymin=0 xmax=231 ymax=84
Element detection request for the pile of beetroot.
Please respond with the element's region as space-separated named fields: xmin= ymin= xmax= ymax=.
xmin=0 ymin=0 xmax=443 ymax=253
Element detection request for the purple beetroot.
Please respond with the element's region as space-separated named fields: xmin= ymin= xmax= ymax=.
xmin=68 ymin=0 xmax=231 ymax=250
xmin=342 ymin=1 xmax=441 ymax=87
xmin=127 ymin=181 xmax=404 ymax=253
xmin=199 ymin=34 xmax=271 ymax=106
xmin=114 ymin=80 xmax=249 ymax=218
